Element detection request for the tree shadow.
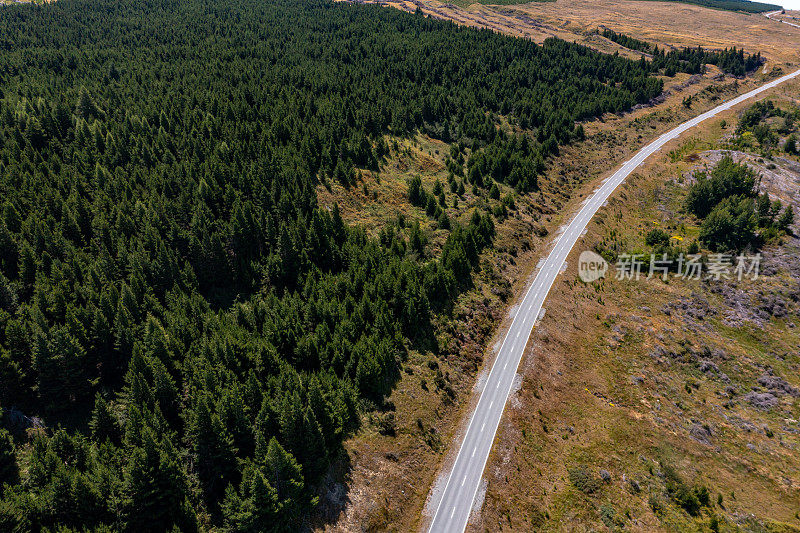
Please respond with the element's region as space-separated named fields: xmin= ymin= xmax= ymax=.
xmin=307 ymin=449 xmax=354 ymax=531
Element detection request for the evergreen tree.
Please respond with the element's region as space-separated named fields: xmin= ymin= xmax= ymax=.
xmin=0 ymin=429 xmax=17 ymax=486
xmin=189 ymin=397 xmax=238 ymax=506
xmin=89 ymin=394 xmax=121 ymax=445
xmin=778 ymin=205 xmax=795 ymax=231
xmin=122 ymin=428 xmax=194 ymax=531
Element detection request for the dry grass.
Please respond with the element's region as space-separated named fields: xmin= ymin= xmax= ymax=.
xmin=470 ymin=77 xmax=800 ymax=532
xmin=313 ymin=2 xmax=800 ymax=531
xmin=339 ymin=0 xmax=800 ymax=66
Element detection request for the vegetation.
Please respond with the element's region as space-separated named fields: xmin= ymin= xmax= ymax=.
xmin=601 ymin=29 xmax=763 ymax=76
xmin=730 ymin=99 xmax=800 ymax=154
xmin=0 ymin=0 xmax=675 ymax=530
xmin=639 ymin=0 xmax=781 ymax=13
xmin=568 ymin=465 xmax=601 ymax=495
xmin=662 ymin=463 xmax=712 ymax=517
xmin=685 ymin=156 xmax=792 ymax=251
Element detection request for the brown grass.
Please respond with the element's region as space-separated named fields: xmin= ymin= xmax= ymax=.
xmin=316 ymin=3 xmax=800 ymax=531
xmin=338 ymin=0 xmax=800 ymax=65
xmin=469 ymin=76 xmax=800 ymax=532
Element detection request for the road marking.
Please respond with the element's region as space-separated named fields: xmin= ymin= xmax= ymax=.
xmin=471 ymin=446 xmax=476 ymax=457
xmin=461 ymin=474 xmax=467 ymax=487
xmin=427 ymin=69 xmax=800 ymax=533
xmin=489 ymin=401 xmax=493 ymax=409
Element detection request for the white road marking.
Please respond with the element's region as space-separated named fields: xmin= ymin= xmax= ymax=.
xmin=427 ymin=69 xmax=800 ymax=533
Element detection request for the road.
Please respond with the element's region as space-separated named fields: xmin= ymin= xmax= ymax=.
xmin=765 ymin=9 xmax=800 ymax=29
xmin=426 ymin=68 xmax=800 ymax=533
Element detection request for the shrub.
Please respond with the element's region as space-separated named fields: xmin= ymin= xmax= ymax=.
xmin=645 ymin=228 xmax=670 ymax=247
xmin=685 ymin=156 xmax=757 ymax=218
xmin=785 ymin=134 xmax=798 ymax=155
xmin=569 ymin=465 xmax=601 ymax=494
xmin=699 ymin=196 xmax=757 ymax=251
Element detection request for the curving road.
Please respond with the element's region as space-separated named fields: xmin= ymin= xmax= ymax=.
xmin=427 ymin=68 xmax=800 ymax=533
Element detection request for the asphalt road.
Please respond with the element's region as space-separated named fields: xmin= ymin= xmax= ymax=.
xmin=427 ymin=68 xmax=800 ymax=533
xmin=765 ymin=10 xmax=800 ymax=29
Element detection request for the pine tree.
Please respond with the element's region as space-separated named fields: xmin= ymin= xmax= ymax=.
xmin=89 ymin=394 xmax=121 ymax=445
xmin=0 ymin=429 xmax=17 ymax=485
xmin=75 ymin=87 xmax=100 ymax=120
xmin=189 ymin=397 xmax=238 ymax=505
xmin=122 ymin=427 xmax=194 ymax=531
xmin=263 ymin=438 xmax=305 ymax=522
xmin=778 ymin=205 xmax=794 ymax=231
xmin=222 ymin=462 xmax=280 ymax=533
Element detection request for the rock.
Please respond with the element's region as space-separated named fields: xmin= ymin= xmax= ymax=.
xmin=599 ymin=469 xmax=612 ymax=482
xmin=757 ymin=371 xmax=800 ymax=397
xmin=743 ymin=391 xmax=778 ymax=410
xmin=699 ymin=360 xmax=719 ymax=374
xmin=689 ymin=423 xmax=713 ymax=445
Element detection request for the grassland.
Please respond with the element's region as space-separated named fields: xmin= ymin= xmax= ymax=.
xmin=470 ymin=76 xmax=800 ymax=532
xmin=339 ymin=0 xmax=800 ymax=66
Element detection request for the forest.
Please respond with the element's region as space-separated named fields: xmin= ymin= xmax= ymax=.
xmin=0 ymin=0 xmax=729 ymax=530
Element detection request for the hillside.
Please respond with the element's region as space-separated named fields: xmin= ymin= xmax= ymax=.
xmin=0 ymin=0 xmax=688 ymax=530
xmin=472 ymin=78 xmax=800 ymax=532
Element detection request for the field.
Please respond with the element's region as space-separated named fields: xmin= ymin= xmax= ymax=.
xmin=340 ymin=0 xmax=800 ymax=65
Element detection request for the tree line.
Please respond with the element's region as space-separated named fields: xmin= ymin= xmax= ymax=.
xmin=601 ymin=29 xmax=763 ymax=77
xmin=641 ymin=0 xmax=780 ymax=13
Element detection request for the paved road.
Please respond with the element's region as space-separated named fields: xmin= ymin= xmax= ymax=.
xmin=765 ymin=9 xmax=800 ymax=29
xmin=427 ymin=68 xmax=800 ymax=533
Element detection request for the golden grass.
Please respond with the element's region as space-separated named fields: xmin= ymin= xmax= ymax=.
xmin=338 ymin=0 xmax=800 ymax=66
